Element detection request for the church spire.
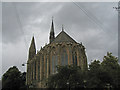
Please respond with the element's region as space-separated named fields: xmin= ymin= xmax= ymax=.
xmin=28 ymin=36 xmax=36 ymax=60
xmin=49 ymin=17 xmax=55 ymax=43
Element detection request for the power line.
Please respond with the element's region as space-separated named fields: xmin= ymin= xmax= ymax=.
xmin=78 ymin=3 xmax=103 ymax=26
xmin=12 ymin=3 xmax=28 ymax=51
xmin=71 ymin=0 xmax=106 ymax=31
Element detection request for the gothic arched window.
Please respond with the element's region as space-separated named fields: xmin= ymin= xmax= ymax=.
xmin=61 ymin=49 xmax=68 ymax=66
xmin=75 ymin=52 xmax=77 ymax=65
xmin=72 ymin=51 xmax=77 ymax=65
xmin=52 ymin=52 xmax=58 ymax=74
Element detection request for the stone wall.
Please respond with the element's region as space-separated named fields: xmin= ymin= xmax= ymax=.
xmin=26 ymin=42 xmax=87 ymax=88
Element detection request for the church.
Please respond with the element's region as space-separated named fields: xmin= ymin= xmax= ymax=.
xmin=26 ymin=19 xmax=88 ymax=88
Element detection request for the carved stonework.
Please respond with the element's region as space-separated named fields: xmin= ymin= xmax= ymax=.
xmin=26 ymin=20 xmax=88 ymax=88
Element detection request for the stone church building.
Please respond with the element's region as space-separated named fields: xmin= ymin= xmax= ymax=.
xmin=26 ymin=19 xmax=88 ymax=88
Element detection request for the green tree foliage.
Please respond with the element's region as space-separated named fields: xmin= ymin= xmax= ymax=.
xmin=101 ymin=52 xmax=120 ymax=88
xmin=87 ymin=52 xmax=120 ymax=88
xmin=87 ymin=60 xmax=102 ymax=88
xmin=20 ymin=72 xmax=27 ymax=88
xmin=47 ymin=65 xmax=86 ymax=88
xmin=2 ymin=66 xmax=26 ymax=89
xmin=2 ymin=52 xmax=119 ymax=89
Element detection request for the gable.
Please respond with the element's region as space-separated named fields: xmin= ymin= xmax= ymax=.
xmin=52 ymin=31 xmax=77 ymax=43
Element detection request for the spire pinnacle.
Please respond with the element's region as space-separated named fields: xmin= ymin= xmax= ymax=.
xmin=50 ymin=16 xmax=54 ymax=32
xmin=29 ymin=36 xmax=36 ymax=60
xmin=31 ymin=36 xmax=34 ymax=45
xmin=49 ymin=17 xmax=55 ymax=43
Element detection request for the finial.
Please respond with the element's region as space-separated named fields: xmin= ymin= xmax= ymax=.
xmin=62 ymin=24 xmax=64 ymax=31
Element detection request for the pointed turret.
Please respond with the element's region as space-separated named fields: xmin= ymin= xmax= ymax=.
xmin=28 ymin=36 xmax=36 ymax=60
xmin=49 ymin=17 xmax=55 ymax=43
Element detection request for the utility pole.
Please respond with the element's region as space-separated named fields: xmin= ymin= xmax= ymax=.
xmin=113 ymin=1 xmax=120 ymax=13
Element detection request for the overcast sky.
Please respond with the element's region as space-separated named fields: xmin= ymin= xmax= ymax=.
xmin=1 ymin=2 xmax=118 ymax=79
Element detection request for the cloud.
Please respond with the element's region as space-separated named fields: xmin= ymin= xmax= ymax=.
xmin=2 ymin=2 xmax=118 ymax=78
xmin=2 ymin=39 xmax=28 ymax=74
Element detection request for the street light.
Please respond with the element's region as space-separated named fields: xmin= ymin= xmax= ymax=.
xmin=22 ymin=63 xmax=29 ymax=66
xmin=83 ymin=80 xmax=87 ymax=88
xmin=22 ymin=62 xmax=29 ymax=72
xmin=67 ymin=82 xmax=70 ymax=90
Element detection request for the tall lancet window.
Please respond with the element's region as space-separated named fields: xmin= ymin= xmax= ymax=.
xmin=61 ymin=49 xmax=68 ymax=65
xmin=72 ymin=51 xmax=77 ymax=65
xmin=75 ymin=52 xmax=77 ymax=65
xmin=52 ymin=55 xmax=54 ymax=74
xmin=52 ymin=52 xmax=58 ymax=74
xmin=55 ymin=55 xmax=58 ymax=72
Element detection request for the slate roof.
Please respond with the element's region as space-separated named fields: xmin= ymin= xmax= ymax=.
xmin=52 ymin=30 xmax=77 ymax=43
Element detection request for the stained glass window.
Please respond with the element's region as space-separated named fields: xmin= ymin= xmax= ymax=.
xmin=52 ymin=53 xmax=58 ymax=74
xmin=72 ymin=53 xmax=74 ymax=64
xmin=75 ymin=53 xmax=77 ymax=65
xmin=61 ymin=53 xmax=64 ymax=65
xmin=65 ymin=52 xmax=68 ymax=65
xmin=72 ymin=51 xmax=77 ymax=65
xmin=61 ymin=49 xmax=68 ymax=66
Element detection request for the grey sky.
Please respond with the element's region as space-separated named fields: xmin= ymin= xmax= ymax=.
xmin=1 ymin=2 xmax=118 ymax=79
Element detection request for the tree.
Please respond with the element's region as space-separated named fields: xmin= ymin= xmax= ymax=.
xmin=87 ymin=52 xmax=120 ymax=88
xmin=47 ymin=65 xmax=85 ymax=88
xmin=2 ymin=66 xmax=26 ymax=89
xmin=87 ymin=60 xmax=103 ymax=88
xmin=101 ymin=52 xmax=120 ymax=88
xmin=20 ymin=72 xmax=27 ymax=88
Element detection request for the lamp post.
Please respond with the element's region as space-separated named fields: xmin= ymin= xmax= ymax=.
xmin=22 ymin=62 xmax=29 ymax=72
xmin=67 ymin=82 xmax=70 ymax=90
xmin=22 ymin=62 xmax=29 ymax=66
xmin=83 ymin=80 xmax=86 ymax=88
